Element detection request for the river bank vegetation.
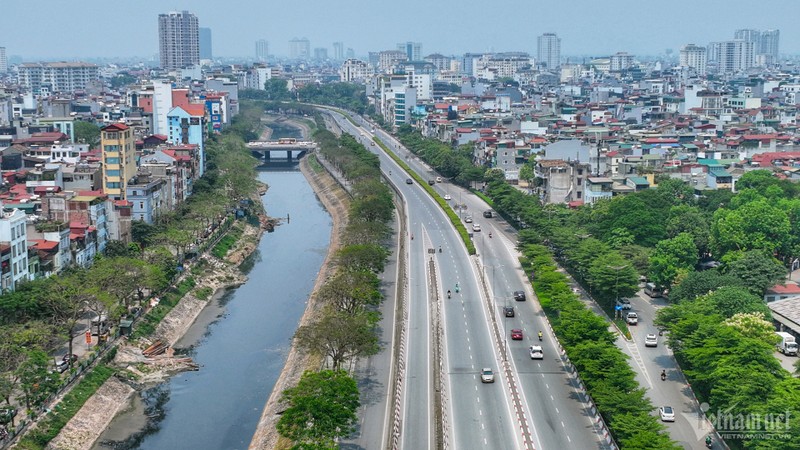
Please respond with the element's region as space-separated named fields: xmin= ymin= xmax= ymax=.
xmin=276 ymin=126 xmax=393 ymax=448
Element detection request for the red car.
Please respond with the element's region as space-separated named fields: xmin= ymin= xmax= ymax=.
xmin=511 ymin=329 xmax=523 ymax=340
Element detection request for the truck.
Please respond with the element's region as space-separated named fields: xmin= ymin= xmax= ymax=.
xmin=776 ymin=331 xmax=798 ymax=356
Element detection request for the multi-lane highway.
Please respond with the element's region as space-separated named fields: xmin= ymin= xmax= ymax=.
xmin=328 ymin=109 xmax=608 ymax=450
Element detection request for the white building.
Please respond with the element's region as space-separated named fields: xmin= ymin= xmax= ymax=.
xmin=0 ymin=47 xmax=7 ymax=73
xmin=609 ymin=52 xmax=635 ymax=72
xmin=475 ymin=53 xmax=532 ymax=79
xmin=18 ymin=62 xmax=99 ymax=94
xmin=679 ymin=44 xmax=707 ymax=76
xmin=715 ymin=40 xmax=754 ymax=74
xmin=339 ymin=59 xmax=372 ymax=82
xmin=0 ymin=202 xmax=29 ymax=292
xmin=152 ymin=80 xmax=173 ymax=135
xmin=378 ymin=50 xmax=407 ymax=73
xmin=537 ymin=33 xmax=561 ymax=69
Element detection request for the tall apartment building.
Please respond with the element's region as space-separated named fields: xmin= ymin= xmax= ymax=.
xmin=18 ymin=62 xmax=98 ymax=94
xmin=256 ymin=39 xmax=269 ymax=62
xmin=332 ymin=42 xmax=344 ymax=60
xmin=734 ymin=29 xmax=761 ymax=47
xmin=679 ymin=44 xmax=707 ymax=76
xmin=289 ymin=38 xmax=310 ymax=60
xmin=537 ymin=33 xmax=561 ymax=69
xmin=761 ymin=29 xmax=780 ymax=61
xmin=199 ymin=27 xmax=212 ymax=59
xmin=158 ymin=10 xmax=200 ymax=70
xmin=715 ymin=40 xmax=754 ymax=74
xmin=314 ymin=48 xmax=328 ymax=60
xmin=397 ymin=42 xmax=422 ymax=61
xmin=100 ymin=123 xmax=137 ymax=200
xmin=0 ymin=47 xmax=7 ymax=73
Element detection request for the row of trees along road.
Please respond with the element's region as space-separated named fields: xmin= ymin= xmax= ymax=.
xmin=384 ymin=122 xmax=800 ymax=448
xmin=484 ymin=167 xmax=800 ymax=449
xmin=277 ymin=123 xmax=394 ymax=449
xmin=0 ymin=102 xmax=263 ymax=427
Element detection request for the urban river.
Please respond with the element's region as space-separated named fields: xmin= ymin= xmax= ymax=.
xmin=93 ymin=124 xmax=330 ymax=449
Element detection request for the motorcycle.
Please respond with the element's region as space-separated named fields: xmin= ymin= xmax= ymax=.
xmin=538 ymin=331 xmax=543 ymax=341
xmin=705 ymin=435 xmax=713 ymax=448
xmin=439 ymin=246 xmax=442 ymax=253
xmin=661 ymin=370 xmax=667 ymax=381
xmin=455 ymin=283 xmax=460 ymax=293
xmin=447 ymin=290 xmax=451 ymax=299
xmin=489 ymin=232 xmax=492 ymax=238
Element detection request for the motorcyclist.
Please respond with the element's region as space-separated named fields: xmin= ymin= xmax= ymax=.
xmin=538 ymin=330 xmax=543 ymax=341
xmin=705 ymin=435 xmax=713 ymax=448
xmin=439 ymin=245 xmax=442 ymax=253
xmin=661 ymin=370 xmax=667 ymax=381
xmin=455 ymin=282 xmax=460 ymax=293
xmin=489 ymin=232 xmax=493 ymax=238
xmin=447 ymin=290 xmax=451 ymax=299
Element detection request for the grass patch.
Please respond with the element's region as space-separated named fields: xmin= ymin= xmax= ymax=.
xmin=211 ymin=223 xmax=244 ymax=259
xmin=307 ymin=154 xmax=323 ymax=173
xmin=195 ymin=286 xmax=213 ymax=301
xmin=16 ymin=365 xmax=115 ymax=450
xmin=613 ymin=319 xmax=633 ymax=340
xmin=131 ymin=277 xmax=196 ymax=339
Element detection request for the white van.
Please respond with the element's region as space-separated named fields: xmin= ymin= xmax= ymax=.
xmin=644 ymin=282 xmax=663 ymax=298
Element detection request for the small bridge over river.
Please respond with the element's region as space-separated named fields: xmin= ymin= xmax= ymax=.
xmin=246 ymin=138 xmax=317 ymax=162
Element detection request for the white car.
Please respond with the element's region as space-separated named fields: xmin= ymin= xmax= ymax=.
xmin=464 ymin=215 xmax=473 ymax=223
xmin=472 ymin=223 xmax=481 ymax=232
xmin=529 ymin=345 xmax=544 ymax=360
xmin=480 ymin=368 xmax=495 ymax=383
xmin=659 ymin=406 xmax=675 ymax=422
xmin=444 ymin=194 xmax=451 ymax=201
xmin=645 ymin=334 xmax=658 ymax=347
xmin=435 ymin=177 xmax=442 ymax=183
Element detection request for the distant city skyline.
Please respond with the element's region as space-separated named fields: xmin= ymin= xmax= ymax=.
xmin=3 ymin=0 xmax=800 ymax=60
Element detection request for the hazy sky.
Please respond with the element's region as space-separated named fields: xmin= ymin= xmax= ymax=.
xmin=4 ymin=0 xmax=799 ymax=60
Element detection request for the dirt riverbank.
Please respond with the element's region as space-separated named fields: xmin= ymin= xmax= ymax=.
xmin=46 ymin=217 xmax=266 ymax=449
xmin=248 ymin=154 xmax=350 ymax=449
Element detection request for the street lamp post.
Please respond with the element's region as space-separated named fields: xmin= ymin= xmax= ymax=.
xmin=608 ymin=264 xmax=628 ymax=319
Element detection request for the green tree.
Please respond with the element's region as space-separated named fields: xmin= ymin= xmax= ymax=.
xmin=74 ymin=121 xmax=101 ymax=147
xmin=335 ymin=245 xmax=389 ymax=273
xmin=318 ymin=270 xmax=382 ymax=315
xmin=264 ymin=78 xmax=291 ymax=101
xmin=16 ymin=350 xmax=58 ymax=409
xmin=668 ymin=270 xmax=744 ymax=303
xmin=294 ymin=310 xmax=379 ymax=371
xmin=666 ymin=205 xmax=710 ymax=255
xmin=648 ymin=232 xmax=698 ymax=289
xmin=703 ymin=286 xmax=770 ymax=318
xmin=587 ymin=253 xmax=640 ymax=305
xmin=725 ymin=250 xmax=787 ymax=296
xmin=710 ymin=199 xmax=791 ymax=257
xmin=276 ymin=370 xmax=360 ymax=449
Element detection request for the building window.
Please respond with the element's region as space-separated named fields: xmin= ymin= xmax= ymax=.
xmin=106 ymin=170 xmax=120 ymax=177
xmin=107 ymin=182 xmax=121 ymax=189
xmin=106 ymin=157 xmax=120 ymax=164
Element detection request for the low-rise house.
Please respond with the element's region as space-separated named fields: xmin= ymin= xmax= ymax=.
xmin=125 ymin=172 xmax=168 ymax=224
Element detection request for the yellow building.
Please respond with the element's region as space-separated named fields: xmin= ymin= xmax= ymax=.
xmin=100 ymin=123 xmax=136 ymax=200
